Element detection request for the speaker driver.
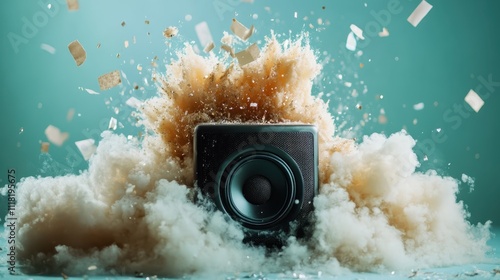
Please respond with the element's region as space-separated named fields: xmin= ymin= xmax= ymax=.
xmin=217 ymin=147 xmax=303 ymax=230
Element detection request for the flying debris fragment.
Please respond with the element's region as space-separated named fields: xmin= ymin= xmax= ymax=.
xmin=66 ymin=0 xmax=79 ymax=11
xmin=378 ymin=27 xmax=390 ymax=37
xmin=407 ymin=0 xmax=433 ymax=27
xmin=68 ymin=40 xmax=86 ymax=66
xmin=413 ymin=102 xmax=425 ymax=111
xmin=40 ymin=142 xmax=50 ymax=153
xmin=44 ymin=125 xmax=69 ymax=146
xmin=195 ymin=22 xmax=214 ymax=51
xmin=40 ymin=43 xmax=56 ymax=54
xmin=108 ymin=117 xmax=118 ymax=130
xmin=204 ymin=41 xmax=215 ymax=53
xmin=221 ymin=44 xmax=235 ymax=57
xmin=346 ymin=32 xmax=357 ymax=51
xmin=163 ymin=26 xmax=178 ymax=38
xmin=235 ymin=43 xmax=260 ymax=66
xmin=464 ymin=89 xmax=484 ymax=112
xmin=75 ymin=139 xmax=96 ymax=161
xmin=98 ymin=70 xmax=122 ymax=90
xmin=126 ymin=97 xmax=142 ymax=109
xmin=230 ymin=18 xmax=255 ymax=41
xmin=349 ymin=24 xmax=365 ymax=40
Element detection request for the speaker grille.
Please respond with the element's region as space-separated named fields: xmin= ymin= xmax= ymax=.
xmin=194 ymin=124 xmax=318 ymax=242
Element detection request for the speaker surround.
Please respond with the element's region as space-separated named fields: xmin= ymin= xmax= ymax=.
xmin=194 ymin=124 xmax=318 ymax=246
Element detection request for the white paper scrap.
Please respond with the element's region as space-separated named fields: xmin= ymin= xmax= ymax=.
xmin=126 ymin=97 xmax=142 ymax=109
xmin=230 ymin=18 xmax=255 ymax=41
xmin=75 ymin=139 xmax=96 ymax=161
xmin=464 ymin=89 xmax=484 ymax=112
xmin=221 ymin=44 xmax=235 ymax=57
xmin=235 ymin=43 xmax=260 ymax=66
xmin=85 ymin=88 xmax=100 ymax=95
xmin=413 ymin=102 xmax=425 ymax=110
xmin=407 ymin=1 xmax=433 ymax=27
xmin=349 ymin=24 xmax=365 ymax=40
xmin=44 ymin=125 xmax=69 ymax=146
xmin=195 ymin=22 xmax=214 ymax=51
xmin=108 ymin=117 xmax=117 ymax=130
xmin=40 ymin=43 xmax=56 ymax=54
xmin=346 ymin=32 xmax=356 ymax=51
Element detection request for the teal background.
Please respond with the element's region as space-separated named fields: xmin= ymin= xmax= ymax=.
xmin=1 ymin=0 xmax=499 ymax=227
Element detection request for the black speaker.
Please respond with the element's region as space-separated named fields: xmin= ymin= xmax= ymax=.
xmin=194 ymin=124 xmax=318 ymax=247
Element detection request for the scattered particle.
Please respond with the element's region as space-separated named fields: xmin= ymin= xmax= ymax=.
xmin=294 ymin=12 xmax=298 ymax=18
xmin=41 ymin=142 xmax=50 ymax=153
xmin=322 ymin=6 xmax=326 ymax=10
xmin=66 ymin=108 xmax=75 ymax=121
xmin=230 ymin=18 xmax=255 ymax=41
xmin=250 ymin=102 xmax=258 ymax=108
xmin=464 ymin=89 xmax=484 ymax=112
xmin=108 ymin=117 xmax=117 ymax=130
xmin=98 ymin=70 xmax=121 ymax=90
xmin=68 ymin=40 xmax=86 ymax=66
xmin=378 ymin=114 xmax=387 ymax=124
xmin=134 ymin=84 xmax=139 ymax=90
xmin=144 ymin=20 xmax=150 ymax=25
xmin=75 ymin=139 xmax=96 ymax=161
xmin=407 ymin=0 xmax=433 ymax=27
xmin=121 ymin=21 xmax=126 ymax=27
xmin=344 ymin=81 xmax=352 ymax=87
xmin=84 ymin=88 xmax=100 ymax=95
xmin=221 ymin=44 xmax=235 ymax=57
xmin=235 ymin=43 xmax=260 ymax=66
xmin=137 ymin=64 xmax=143 ymax=71
xmin=133 ymin=36 xmax=136 ymax=44
xmin=96 ymin=43 xmax=101 ymax=48
xmin=61 ymin=272 xmax=69 ymax=279
xmin=356 ymin=104 xmax=362 ymax=110
xmin=40 ymin=43 xmax=56 ymax=54
xmin=461 ymin=173 xmax=475 ymax=192
xmin=359 ymin=63 xmax=364 ymax=68
xmin=66 ymin=0 xmax=78 ymax=11
xmin=195 ymin=22 xmax=214 ymax=50
xmin=346 ymin=32 xmax=356 ymax=51
xmin=436 ymin=128 xmax=442 ymax=132
xmin=124 ymin=40 xmax=129 ymax=48
xmin=126 ymin=97 xmax=142 ymax=109
xmin=163 ymin=26 xmax=178 ymax=38
xmin=44 ymin=125 xmax=69 ymax=146
xmin=252 ymin=13 xmax=258 ymax=20
xmin=88 ymin=265 xmax=97 ymax=271
xmin=413 ymin=118 xmax=418 ymax=125
xmin=350 ymin=24 xmax=365 ymax=40
xmin=185 ymin=14 xmax=192 ymax=21
xmin=204 ymin=41 xmax=215 ymax=53
xmin=116 ymin=53 xmax=120 ymax=58
xmin=378 ymin=27 xmax=390 ymax=37
xmin=423 ymin=155 xmax=428 ymax=161
xmin=19 ymin=127 xmax=24 ymax=134
xmin=413 ymin=102 xmax=424 ymax=110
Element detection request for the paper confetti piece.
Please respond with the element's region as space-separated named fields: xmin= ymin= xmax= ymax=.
xmin=346 ymin=32 xmax=356 ymax=51
xmin=163 ymin=26 xmax=178 ymax=38
xmin=41 ymin=142 xmax=50 ymax=153
xmin=204 ymin=41 xmax=215 ymax=53
xmin=378 ymin=27 xmax=390 ymax=37
xmin=407 ymin=1 xmax=433 ymax=27
xmin=464 ymin=89 xmax=484 ymax=112
xmin=40 ymin=43 xmax=56 ymax=54
xmin=44 ymin=125 xmax=69 ymax=146
xmin=68 ymin=40 xmax=86 ymax=66
xmin=349 ymin=24 xmax=365 ymax=40
xmin=98 ymin=70 xmax=121 ymax=90
xmin=235 ymin=43 xmax=260 ymax=66
xmin=126 ymin=97 xmax=142 ymax=109
xmin=66 ymin=0 xmax=79 ymax=11
xmin=221 ymin=44 xmax=235 ymax=57
xmin=66 ymin=108 xmax=75 ymax=121
xmin=230 ymin=18 xmax=255 ymax=41
xmin=108 ymin=117 xmax=117 ymax=130
xmin=195 ymin=22 xmax=214 ymax=51
xmin=75 ymin=139 xmax=96 ymax=161
xmin=413 ymin=102 xmax=425 ymax=110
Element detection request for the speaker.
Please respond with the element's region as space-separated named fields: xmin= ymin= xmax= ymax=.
xmin=194 ymin=123 xmax=318 ymax=247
